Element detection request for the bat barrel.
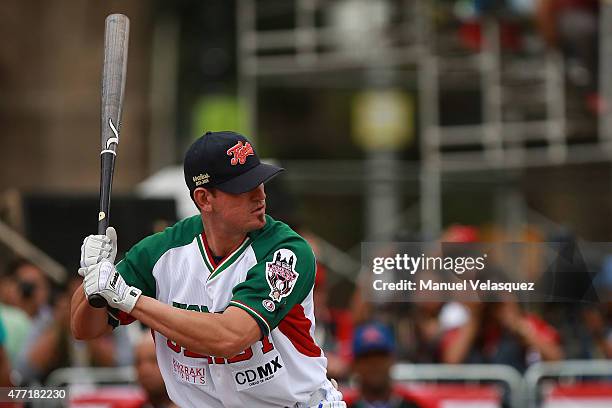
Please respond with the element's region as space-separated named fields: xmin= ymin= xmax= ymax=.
xmin=101 ymin=14 xmax=129 ymax=140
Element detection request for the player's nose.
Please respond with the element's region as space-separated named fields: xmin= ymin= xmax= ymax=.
xmin=250 ymin=184 xmax=266 ymax=200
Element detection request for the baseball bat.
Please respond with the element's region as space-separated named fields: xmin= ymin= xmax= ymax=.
xmin=89 ymin=14 xmax=130 ymax=308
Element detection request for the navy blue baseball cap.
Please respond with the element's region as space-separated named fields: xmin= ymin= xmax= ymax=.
xmin=352 ymin=322 xmax=395 ymax=358
xmin=184 ymin=131 xmax=284 ymax=195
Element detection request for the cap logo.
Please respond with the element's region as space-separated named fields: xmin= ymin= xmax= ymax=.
xmin=193 ymin=173 xmax=210 ymax=186
xmin=362 ymin=327 xmax=384 ymax=342
xmin=226 ymin=141 xmax=254 ymax=165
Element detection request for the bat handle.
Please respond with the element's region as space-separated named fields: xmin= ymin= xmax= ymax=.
xmin=88 ymin=213 xmax=110 ymax=308
xmin=88 ymin=294 xmax=108 ymax=308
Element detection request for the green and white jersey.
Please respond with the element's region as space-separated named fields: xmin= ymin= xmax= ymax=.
xmin=110 ymin=215 xmax=330 ymax=408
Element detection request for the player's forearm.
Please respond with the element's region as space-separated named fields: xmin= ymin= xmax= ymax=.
xmin=131 ymin=296 xmax=252 ymax=358
xmin=70 ymin=283 xmax=112 ymax=340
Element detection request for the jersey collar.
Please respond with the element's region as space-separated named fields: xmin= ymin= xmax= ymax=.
xmin=197 ymin=231 xmax=251 ymax=281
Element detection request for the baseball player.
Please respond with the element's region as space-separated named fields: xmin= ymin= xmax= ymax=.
xmin=71 ymin=131 xmax=346 ymax=408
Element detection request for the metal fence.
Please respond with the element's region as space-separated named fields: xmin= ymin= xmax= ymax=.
xmin=41 ymin=360 xmax=612 ymax=408
xmin=524 ymin=360 xmax=612 ymax=408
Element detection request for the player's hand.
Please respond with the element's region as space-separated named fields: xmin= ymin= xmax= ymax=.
xmin=305 ymin=379 xmax=345 ymax=408
xmin=82 ymin=260 xmax=141 ymax=313
xmin=79 ymin=227 xmax=118 ymax=275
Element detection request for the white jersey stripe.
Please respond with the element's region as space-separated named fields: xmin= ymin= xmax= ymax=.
xmin=229 ymin=299 xmax=271 ymax=334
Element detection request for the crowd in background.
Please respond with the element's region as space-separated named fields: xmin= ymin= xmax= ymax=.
xmin=447 ymin=0 xmax=601 ymax=114
xmin=0 ymin=2 xmax=609 ymax=406
xmin=0 ymin=222 xmax=610 ymax=408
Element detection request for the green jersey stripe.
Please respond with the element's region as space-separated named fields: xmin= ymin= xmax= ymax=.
xmin=197 ymin=235 xmax=214 ymax=272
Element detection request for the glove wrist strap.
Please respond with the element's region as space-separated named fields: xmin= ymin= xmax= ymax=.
xmin=120 ymin=286 xmax=142 ymax=313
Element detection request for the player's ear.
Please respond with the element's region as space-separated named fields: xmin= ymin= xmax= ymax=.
xmin=193 ymin=187 xmax=214 ymax=212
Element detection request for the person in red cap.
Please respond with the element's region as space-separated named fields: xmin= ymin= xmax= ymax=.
xmin=71 ymin=131 xmax=346 ymax=408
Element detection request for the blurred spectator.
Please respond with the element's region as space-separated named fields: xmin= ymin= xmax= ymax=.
xmin=313 ymin=262 xmax=353 ymax=381
xmin=396 ymin=302 xmax=444 ymax=364
xmin=536 ymin=0 xmax=601 ymax=113
xmin=0 ymin=263 xmax=32 ymax=364
xmin=0 ymin=264 xmax=21 ymax=307
xmin=0 ymin=316 xmax=12 ymax=386
xmin=350 ymin=224 xmax=482 ymax=362
xmin=296 ymin=226 xmax=355 ymax=380
xmin=348 ymin=322 xmax=421 ymax=408
xmin=9 ymin=259 xmax=55 ymax=383
xmin=135 ymin=330 xmax=176 ymax=408
xmin=349 ymin=241 xmax=418 ymax=328
xmin=440 ymin=301 xmax=564 ymax=372
xmin=391 ymin=225 xmax=479 ymax=363
xmin=441 ymin=224 xmax=480 ymax=243
xmin=14 ymin=275 xmax=131 ymax=384
xmin=453 ymin=0 xmax=527 ymax=53
xmin=6 ymin=259 xmax=51 ymax=319
xmin=349 ymin=284 xmax=372 ymax=326
xmin=564 ymin=257 xmax=612 ymax=359
xmin=0 ymin=302 xmax=31 ymax=364
xmin=578 ymin=304 xmax=612 ymax=359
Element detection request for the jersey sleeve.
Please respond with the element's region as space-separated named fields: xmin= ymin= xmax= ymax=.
xmin=116 ymin=244 xmax=158 ymax=298
xmin=229 ymin=239 xmax=316 ymax=336
xmin=107 ymin=236 xmax=159 ymax=328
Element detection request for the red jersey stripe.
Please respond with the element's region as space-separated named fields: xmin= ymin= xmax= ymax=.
xmin=278 ymin=304 xmax=321 ymax=357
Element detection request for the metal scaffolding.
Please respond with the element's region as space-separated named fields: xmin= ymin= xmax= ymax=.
xmin=237 ymin=0 xmax=612 ymax=239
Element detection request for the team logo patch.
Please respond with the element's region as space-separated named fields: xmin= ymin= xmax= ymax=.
xmin=226 ymin=141 xmax=254 ymax=165
xmin=262 ymin=299 xmax=275 ymax=312
xmin=266 ymin=249 xmax=299 ymax=302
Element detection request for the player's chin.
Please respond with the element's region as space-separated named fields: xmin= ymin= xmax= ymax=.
xmin=245 ymin=212 xmax=266 ymax=231
xmin=252 ymin=212 xmax=267 ymax=228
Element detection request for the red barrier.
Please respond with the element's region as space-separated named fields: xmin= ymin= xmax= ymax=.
xmin=543 ymin=382 xmax=612 ymax=408
xmin=69 ymin=386 xmax=146 ymax=408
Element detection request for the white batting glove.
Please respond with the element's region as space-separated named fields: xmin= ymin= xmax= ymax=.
xmin=303 ymin=379 xmax=345 ymax=408
xmin=83 ymin=260 xmax=141 ymax=313
xmin=79 ymin=227 xmax=118 ymax=275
